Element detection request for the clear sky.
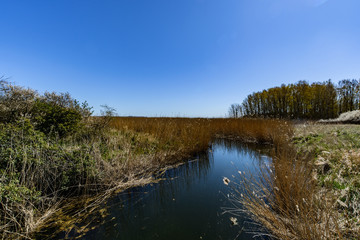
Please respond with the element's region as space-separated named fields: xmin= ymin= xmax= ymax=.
xmin=1 ymin=0 xmax=360 ymax=117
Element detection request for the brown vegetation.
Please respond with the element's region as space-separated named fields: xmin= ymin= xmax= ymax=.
xmin=228 ymin=142 xmax=342 ymax=239
xmin=225 ymin=123 xmax=360 ymax=239
xmin=1 ymin=110 xmax=291 ymax=239
xmin=110 ymin=117 xmax=291 ymax=161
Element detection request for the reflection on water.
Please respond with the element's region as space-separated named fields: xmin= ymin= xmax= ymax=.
xmin=46 ymin=140 xmax=272 ymax=240
xmin=213 ymin=138 xmax=271 ymax=158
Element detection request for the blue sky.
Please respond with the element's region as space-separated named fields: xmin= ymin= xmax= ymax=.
xmin=1 ymin=0 xmax=360 ymax=117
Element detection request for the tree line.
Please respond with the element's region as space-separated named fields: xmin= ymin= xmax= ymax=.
xmin=229 ymin=79 xmax=360 ymax=119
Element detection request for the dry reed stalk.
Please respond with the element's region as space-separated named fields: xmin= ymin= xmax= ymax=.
xmin=224 ymin=138 xmax=343 ymax=240
xmin=110 ymin=117 xmax=290 ymax=152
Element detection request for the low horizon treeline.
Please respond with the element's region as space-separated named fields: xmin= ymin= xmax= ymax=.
xmin=229 ymin=79 xmax=360 ymax=119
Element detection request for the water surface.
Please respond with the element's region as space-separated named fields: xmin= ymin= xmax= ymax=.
xmin=50 ymin=139 xmax=272 ymax=240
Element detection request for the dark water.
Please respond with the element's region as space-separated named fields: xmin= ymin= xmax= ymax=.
xmin=47 ymin=139 xmax=272 ymax=240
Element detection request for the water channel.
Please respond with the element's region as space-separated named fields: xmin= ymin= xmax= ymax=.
xmin=46 ymin=139 xmax=272 ymax=240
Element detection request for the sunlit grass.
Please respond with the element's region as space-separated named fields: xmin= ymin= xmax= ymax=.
xmin=110 ymin=117 xmax=291 ymax=161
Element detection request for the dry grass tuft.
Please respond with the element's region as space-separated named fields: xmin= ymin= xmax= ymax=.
xmin=225 ymin=139 xmax=343 ymax=239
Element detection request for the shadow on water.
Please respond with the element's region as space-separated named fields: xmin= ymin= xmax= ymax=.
xmin=39 ymin=139 xmax=273 ymax=240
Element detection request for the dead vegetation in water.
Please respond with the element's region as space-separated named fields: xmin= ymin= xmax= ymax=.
xmin=34 ymin=176 xmax=158 ymax=240
xmin=114 ymin=118 xmax=348 ymax=239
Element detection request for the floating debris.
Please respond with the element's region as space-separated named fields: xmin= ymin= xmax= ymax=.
xmin=223 ymin=177 xmax=230 ymax=185
xmin=230 ymin=217 xmax=238 ymax=225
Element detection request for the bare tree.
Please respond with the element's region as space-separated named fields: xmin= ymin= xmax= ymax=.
xmin=228 ymin=103 xmax=242 ymax=118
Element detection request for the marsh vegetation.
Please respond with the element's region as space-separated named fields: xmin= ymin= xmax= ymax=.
xmin=0 ymin=81 xmax=289 ymax=239
xmin=0 ymin=80 xmax=358 ymax=239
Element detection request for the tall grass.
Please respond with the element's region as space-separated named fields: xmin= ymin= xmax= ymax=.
xmin=225 ymin=127 xmax=345 ymax=239
xmin=110 ymin=117 xmax=291 ymax=160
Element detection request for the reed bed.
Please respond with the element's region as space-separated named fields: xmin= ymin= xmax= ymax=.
xmin=110 ymin=117 xmax=291 ymax=161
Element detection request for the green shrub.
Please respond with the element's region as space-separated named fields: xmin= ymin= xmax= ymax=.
xmin=0 ymin=80 xmax=93 ymax=138
xmin=32 ymin=100 xmax=83 ymax=137
xmin=0 ymin=119 xmax=47 ymax=170
xmin=0 ymin=119 xmax=99 ymax=195
xmin=0 ymin=176 xmax=40 ymax=204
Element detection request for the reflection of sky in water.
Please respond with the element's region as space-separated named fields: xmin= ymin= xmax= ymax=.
xmin=49 ymin=140 xmax=272 ymax=240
